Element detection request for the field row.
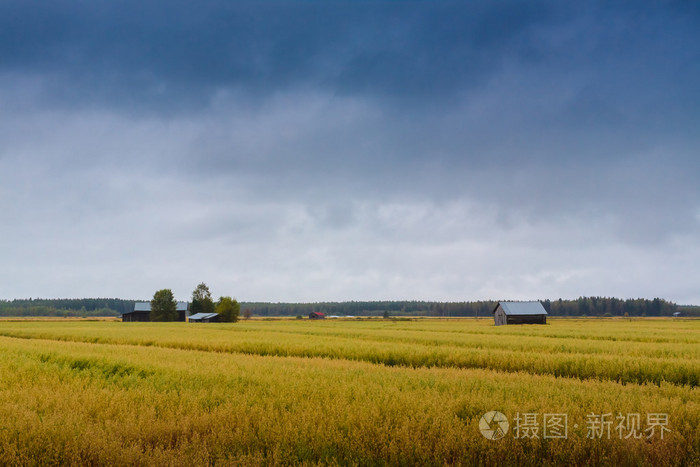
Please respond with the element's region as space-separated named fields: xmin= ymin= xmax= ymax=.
xmin=0 ymin=334 xmax=697 ymax=465
xmin=0 ymin=320 xmax=698 ymax=387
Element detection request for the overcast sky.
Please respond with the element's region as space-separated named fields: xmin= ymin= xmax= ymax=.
xmin=1 ymin=1 xmax=699 ymax=304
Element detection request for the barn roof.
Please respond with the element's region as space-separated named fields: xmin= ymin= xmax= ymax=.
xmin=133 ymin=301 xmax=188 ymax=312
xmin=189 ymin=312 xmax=218 ymax=320
xmin=495 ymin=301 xmax=548 ymax=316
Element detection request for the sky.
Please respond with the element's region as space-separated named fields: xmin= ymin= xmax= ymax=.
xmin=1 ymin=1 xmax=699 ymax=304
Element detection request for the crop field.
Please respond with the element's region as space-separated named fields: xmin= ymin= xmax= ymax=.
xmin=0 ymin=318 xmax=698 ymax=465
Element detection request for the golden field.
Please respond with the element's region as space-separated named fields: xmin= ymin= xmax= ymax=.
xmin=0 ymin=318 xmax=697 ymax=465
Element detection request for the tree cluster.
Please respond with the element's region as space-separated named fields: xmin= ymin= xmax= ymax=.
xmin=189 ymin=282 xmax=240 ymax=322
xmin=150 ymin=289 xmax=178 ymax=321
xmin=190 ymin=282 xmax=215 ymax=316
xmin=216 ymin=296 xmax=240 ymax=322
xmin=147 ymin=283 xmax=240 ymax=322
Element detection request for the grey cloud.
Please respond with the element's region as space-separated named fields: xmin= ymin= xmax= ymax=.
xmin=10 ymin=1 xmax=697 ymax=112
xmin=1 ymin=1 xmax=699 ymax=303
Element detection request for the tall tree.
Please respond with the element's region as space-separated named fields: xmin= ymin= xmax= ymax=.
xmin=191 ymin=282 xmax=215 ymax=315
xmin=150 ymin=289 xmax=177 ymax=321
xmin=216 ymin=296 xmax=240 ymax=322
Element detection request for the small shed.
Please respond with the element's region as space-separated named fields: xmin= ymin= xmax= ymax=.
xmin=122 ymin=301 xmax=189 ymax=322
xmin=188 ymin=312 xmax=219 ymax=323
xmin=673 ymin=311 xmax=682 ymax=317
xmin=493 ymin=301 xmax=547 ymax=326
xmin=309 ymin=312 xmax=326 ymax=320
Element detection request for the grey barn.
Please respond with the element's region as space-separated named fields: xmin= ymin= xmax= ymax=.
xmin=493 ymin=301 xmax=548 ymax=326
xmin=122 ymin=301 xmax=189 ymax=322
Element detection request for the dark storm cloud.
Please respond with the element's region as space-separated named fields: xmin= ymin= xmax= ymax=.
xmin=0 ymin=1 xmax=567 ymax=110
xmin=3 ymin=0 xmax=698 ymax=166
xmin=4 ymin=0 xmax=698 ymax=170
xmin=2 ymin=1 xmax=697 ymax=111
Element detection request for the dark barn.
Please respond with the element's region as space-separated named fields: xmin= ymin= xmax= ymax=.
xmin=309 ymin=312 xmax=326 ymax=320
xmin=493 ymin=301 xmax=548 ymax=326
xmin=122 ymin=301 xmax=189 ymax=322
xmin=121 ymin=302 xmax=151 ymax=322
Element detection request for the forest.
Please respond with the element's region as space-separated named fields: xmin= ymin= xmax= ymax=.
xmin=0 ymin=298 xmax=132 ymax=317
xmin=3 ymin=297 xmax=696 ymax=317
xmin=243 ymin=297 xmax=699 ymax=317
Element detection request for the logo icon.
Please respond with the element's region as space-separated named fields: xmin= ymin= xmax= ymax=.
xmin=479 ymin=411 xmax=509 ymax=440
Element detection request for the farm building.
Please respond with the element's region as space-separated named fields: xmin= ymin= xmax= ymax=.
xmin=673 ymin=311 xmax=682 ymax=317
xmin=309 ymin=312 xmax=326 ymax=320
xmin=121 ymin=302 xmax=150 ymax=322
xmin=122 ymin=301 xmax=189 ymax=322
xmin=188 ymin=312 xmax=219 ymax=323
xmin=493 ymin=301 xmax=548 ymax=326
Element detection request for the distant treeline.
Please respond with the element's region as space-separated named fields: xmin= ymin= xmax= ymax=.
xmin=1 ymin=297 xmax=698 ymax=318
xmin=242 ymin=301 xmax=448 ymax=318
xmin=543 ymin=297 xmax=683 ymax=317
xmin=242 ymin=297 xmax=700 ymax=317
xmin=0 ymin=298 xmax=134 ymax=318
